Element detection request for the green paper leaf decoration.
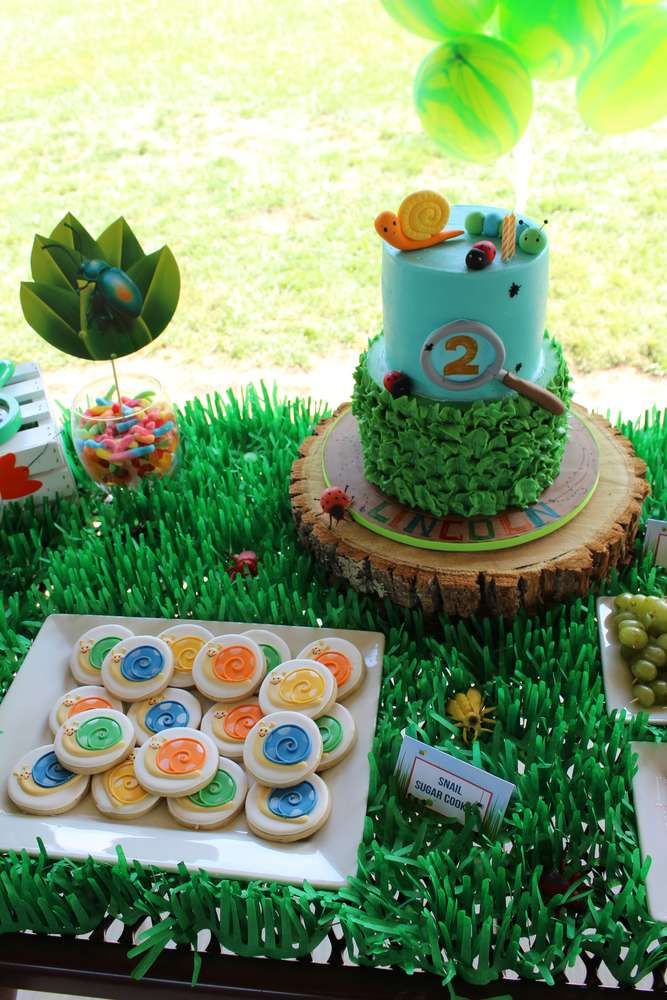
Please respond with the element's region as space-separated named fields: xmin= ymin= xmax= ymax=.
xmin=97 ymin=217 xmax=145 ymax=271
xmin=19 ymin=283 xmax=89 ymax=359
xmin=127 ymin=246 xmax=181 ymax=338
xmin=30 ymin=236 xmax=79 ymax=291
xmin=20 ymin=215 xmax=180 ymax=361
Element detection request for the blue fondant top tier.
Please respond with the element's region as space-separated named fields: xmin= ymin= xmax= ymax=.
xmin=381 ymin=204 xmax=549 ymax=401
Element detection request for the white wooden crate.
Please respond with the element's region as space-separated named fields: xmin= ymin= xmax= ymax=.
xmin=0 ymin=362 xmax=77 ymax=505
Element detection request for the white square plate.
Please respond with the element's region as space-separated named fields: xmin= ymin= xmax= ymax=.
xmin=631 ymin=741 xmax=667 ymax=922
xmin=0 ymin=614 xmax=385 ymax=888
xmin=596 ymin=597 xmax=667 ymax=725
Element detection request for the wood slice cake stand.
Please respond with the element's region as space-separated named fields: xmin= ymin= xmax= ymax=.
xmin=290 ymin=403 xmax=649 ymax=618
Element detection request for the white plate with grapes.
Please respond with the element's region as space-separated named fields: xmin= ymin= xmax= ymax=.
xmin=597 ymin=594 xmax=667 ymax=724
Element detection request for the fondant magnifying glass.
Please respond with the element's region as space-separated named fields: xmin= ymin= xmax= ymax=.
xmin=0 ymin=360 xmax=20 ymax=446
xmin=420 ymin=320 xmax=564 ymax=415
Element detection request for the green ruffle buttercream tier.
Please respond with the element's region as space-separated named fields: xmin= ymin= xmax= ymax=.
xmin=351 ymin=334 xmax=573 ymax=518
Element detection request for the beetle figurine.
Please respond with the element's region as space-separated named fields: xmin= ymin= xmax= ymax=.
xmin=228 ymin=549 xmax=259 ymax=581
xmin=383 ymin=370 xmax=412 ymax=398
xmin=319 ymin=485 xmax=353 ymax=528
xmin=42 ymin=241 xmax=143 ymax=328
xmin=465 ymin=240 xmax=497 ymax=271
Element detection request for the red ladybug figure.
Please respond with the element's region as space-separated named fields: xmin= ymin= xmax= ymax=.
xmin=383 ymin=370 xmax=412 ymax=398
xmin=319 ymin=485 xmax=353 ymax=527
xmin=538 ymin=867 xmax=588 ymax=912
xmin=466 ymin=240 xmax=497 ymax=271
xmin=228 ymin=550 xmax=258 ymax=581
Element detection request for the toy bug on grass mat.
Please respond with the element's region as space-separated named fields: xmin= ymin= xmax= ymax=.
xmin=447 ymin=687 xmax=496 ymax=744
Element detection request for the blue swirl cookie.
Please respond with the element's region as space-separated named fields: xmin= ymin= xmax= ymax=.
xmin=243 ymin=710 xmax=322 ymax=787
xmin=127 ymin=688 xmax=202 ymax=743
xmin=245 ymin=773 xmax=331 ymax=842
xmin=8 ymin=744 xmax=89 ymax=815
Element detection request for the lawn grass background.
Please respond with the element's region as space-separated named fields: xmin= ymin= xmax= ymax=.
xmin=0 ymin=0 xmax=665 ymax=379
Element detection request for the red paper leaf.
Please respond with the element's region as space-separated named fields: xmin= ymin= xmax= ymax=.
xmin=0 ymin=453 xmax=43 ymax=500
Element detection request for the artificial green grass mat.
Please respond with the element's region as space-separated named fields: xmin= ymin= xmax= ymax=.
xmin=0 ymin=387 xmax=666 ymax=988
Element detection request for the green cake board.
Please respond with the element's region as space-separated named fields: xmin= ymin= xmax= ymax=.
xmin=322 ymin=408 xmax=599 ymax=552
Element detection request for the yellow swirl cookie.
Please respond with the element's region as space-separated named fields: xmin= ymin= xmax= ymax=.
xmin=258 ymin=659 xmax=336 ymax=719
xmin=158 ymin=623 xmax=213 ymax=689
xmin=91 ymin=751 xmax=160 ymax=819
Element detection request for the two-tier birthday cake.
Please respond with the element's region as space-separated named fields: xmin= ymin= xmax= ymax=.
xmin=351 ymin=192 xmax=572 ymax=518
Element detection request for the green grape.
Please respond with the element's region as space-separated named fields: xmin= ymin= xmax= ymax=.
xmin=631 ymin=659 xmax=658 ymax=683
xmin=650 ymin=679 xmax=667 ymax=704
xmin=647 ymin=620 xmax=664 ymax=637
xmin=655 ymin=634 xmax=667 ymax=652
xmin=643 ymin=595 xmax=666 ymax=614
xmin=613 ymin=612 xmax=641 ymax=628
xmin=614 ymin=593 xmax=634 ymax=611
xmin=643 ymin=643 xmax=667 ymax=668
xmin=618 ymin=624 xmax=648 ymax=650
xmin=629 ymin=594 xmax=648 ymax=614
xmin=634 ymin=684 xmax=656 ymax=708
xmin=620 ymin=644 xmax=639 ymax=664
xmin=648 ymin=604 xmax=667 ymax=633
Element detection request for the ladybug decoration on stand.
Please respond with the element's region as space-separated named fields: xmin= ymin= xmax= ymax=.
xmin=465 ymin=240 xmax=497 ymax=271
xmin=383 ymin=370 xmax=412 ymax=398
xmin=319 ymin=485 xmax=353 ymax=528
xmin=227 ymin=550 xmax=259 ymax=581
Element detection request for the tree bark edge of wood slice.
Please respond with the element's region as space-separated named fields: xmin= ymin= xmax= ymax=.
xmin=290 ymin=403 xmax=650 ymax=618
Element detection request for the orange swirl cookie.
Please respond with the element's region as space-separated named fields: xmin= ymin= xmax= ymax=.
xmin=49 ymin=686 xmax=123 ymax=735
xmin=167 ymin=755 xmax=247 ymax=830
xmin=101 ymin=635 xmax=174 ymax=702
xmin=258 ymin=659 xmax=336 ymax=719
xmin=133 ymin=726 xmax=218 ymax=797
xmin=297 ymin=637 xmax=365 ymax=701
xmin=8 ymin=744 xmax=90 ymax=816
xmin=91 ymin=751 xmax=160 ymax=819
xmin=192 ymin=634 xmax=266 ymax=702
xmin=158 ymin=623 xmax=213 ymax=689
xmin=70 ymin=624 xmax=133 ymax=685
xmin=200 ymin=698 xmax=264 ymax=758
xmin=54 ymin=708 xmax=135 ymax=775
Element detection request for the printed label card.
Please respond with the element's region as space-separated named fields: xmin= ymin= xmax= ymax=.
xmin=644 ymin=518 xmax=667 ymax=570
xmin=395 ymin=735 xmax=515 ymax=836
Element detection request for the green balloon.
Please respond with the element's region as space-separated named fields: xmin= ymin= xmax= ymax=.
xmin=414 ymin=35 xmax=532 ymax=163
xmin=576 ymin=7 xmax=667 ymax=133
xmin=498 ymin=0 xmax=621 ymax=80
xmin=379 ymin=0 xmax=497 ymax=39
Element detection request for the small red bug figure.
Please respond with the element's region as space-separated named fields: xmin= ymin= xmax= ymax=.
xmin=539 ymin=867 xmax=588 ymax=913
xmin=228 ymin=550 xmax=258 ymax=581
xmin=466 ymin=239 xmax=497 ymax=271
xmin=319 ymin=485 xmax=353 ymax=527
xmin=383 ymin=370 xmax=412 ymax=398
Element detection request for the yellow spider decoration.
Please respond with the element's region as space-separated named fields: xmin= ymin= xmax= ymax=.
xmin=446 ymin=687 xmax=496 ymax=745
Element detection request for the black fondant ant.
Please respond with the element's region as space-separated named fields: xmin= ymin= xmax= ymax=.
xmin=515 ymin=362 xmax=523 ymax=373
xmin=509 ymin=282 xmax=521 ymax=298
xmin=424 ymin=343 xmax=434 ymax=352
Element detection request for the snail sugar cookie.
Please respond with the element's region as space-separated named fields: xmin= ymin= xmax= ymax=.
xmin=101 ymin=635 xmax=174 ymax=703
xmin=243 ymin=711 xmax=322 ymax=787
xmin=158 ymin=623 xmax=213 ymax=689
xmin=243 ymin=629 xmax=291 ymax=673
xmin=133 ymin=726 xmax=218 ymax=798
xmin=8 ymin=745 xmax=89 ymax=816
xmin=200 ymin=698 xmax=264 ymax=758
xmin=127 ymin=688 xmax=202 ymax=744
xmin=245 ymin=774 xmax=331 ymax=843
xmin=49 ymin=686 xmax=123 ymax=735
xmin=316 ymin=703 xmax=357 ymax=771
xmin=167 ymin=756 xmax=247 ymax=829
xmin=192 ymin=634 xmax=265 ymax=702
xmin=91 ymin=751 xmax=160 ymax=820
xmin=258 ymin=659 xmax=336 ymax=719
xmin=54 ymin=708 xmax=135 ymax=775
xmin=297 ymin=637 xmax=365 ymax=701
xmin=70 ymin=623 xmax=133 ymax=685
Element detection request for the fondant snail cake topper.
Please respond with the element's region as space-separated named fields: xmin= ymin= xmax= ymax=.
xmin=375 ymin=191 xmax=463 ymax=251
